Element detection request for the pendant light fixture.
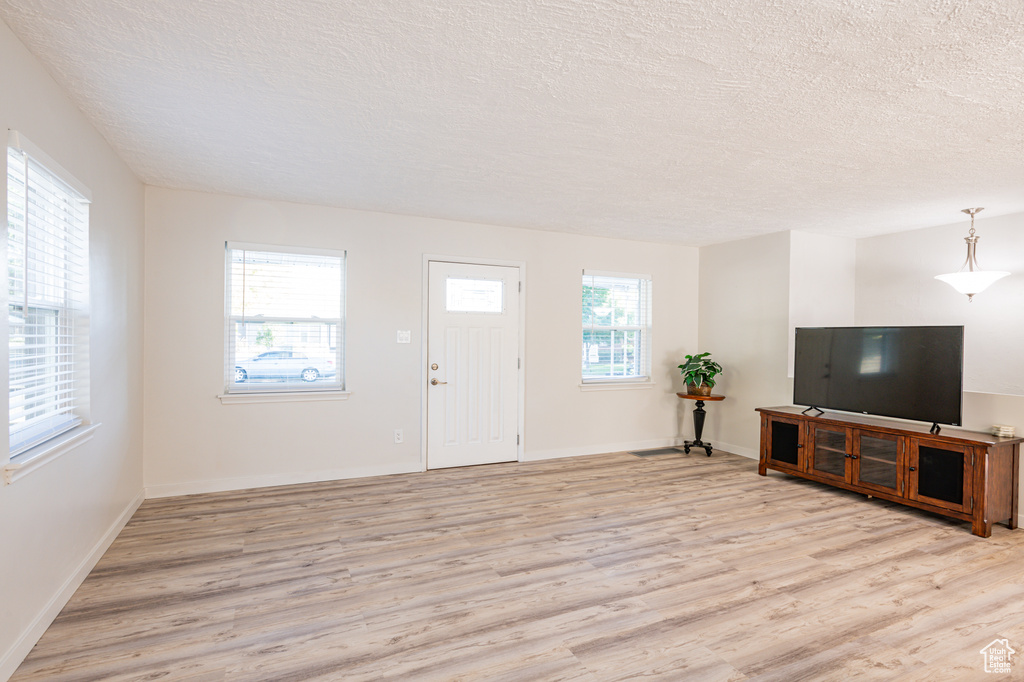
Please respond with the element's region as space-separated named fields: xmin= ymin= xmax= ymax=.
xmin=934 ymin=208 xmax=1009 ymax=302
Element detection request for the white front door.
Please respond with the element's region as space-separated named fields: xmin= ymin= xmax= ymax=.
xmin=427 ymin=261 xmax=520 ymax=469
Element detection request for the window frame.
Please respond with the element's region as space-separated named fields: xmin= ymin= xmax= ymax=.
xmin=581 ymin=269 xmax=653 ymax=386
xmin=3 ymin=130 xmax=94 ymax=478
xmin=222 ymin=241 xmax=347 ymax=398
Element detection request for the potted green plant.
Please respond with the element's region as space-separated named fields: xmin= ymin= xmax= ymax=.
xmin=678 ymin=352 xmax=723 ymax=396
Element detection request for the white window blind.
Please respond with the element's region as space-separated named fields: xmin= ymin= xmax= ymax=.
xmin=225 ymin=244 xmax=345 ymax=392
xmin=582 ymin=271 xmax=652 ymax=382
xmin=7 ymin=141 xmax=90 ymax=456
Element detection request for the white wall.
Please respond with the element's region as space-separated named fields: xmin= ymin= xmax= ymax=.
xmin=143 ymin=188 xmax=699 ymax=495
xmin=856 ymin=211 xmax=1024 ymax=434
xmin=0 ymin=20 xmax=145 ymax=681
xmin=697 ymin=231 xmax=793 ymax=458
xmin=787 ymin=231 xmax=856 ymax=376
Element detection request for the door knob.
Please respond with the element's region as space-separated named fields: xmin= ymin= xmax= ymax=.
xmin=430 ymin=378 xmax=447 ymax=386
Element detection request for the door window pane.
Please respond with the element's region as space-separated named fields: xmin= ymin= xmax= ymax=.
xmin=446 ymin=278 xmax=503 ymax=313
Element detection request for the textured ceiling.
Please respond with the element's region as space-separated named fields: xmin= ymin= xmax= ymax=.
xmin=2 ymin=0 xmax=1024 ymax=245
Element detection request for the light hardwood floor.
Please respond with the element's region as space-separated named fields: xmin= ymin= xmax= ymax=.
xmin=12 ymin=450 xmax=1024 ymax=681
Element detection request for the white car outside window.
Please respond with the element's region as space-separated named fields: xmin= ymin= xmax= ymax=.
xmin=234 ymin=351 xmax=336 ymax=384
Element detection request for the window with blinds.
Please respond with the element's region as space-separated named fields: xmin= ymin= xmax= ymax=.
xmin=225 ymin=244 xmax=345 ymax=392
xmin=7 ymin=139 xmax=91 ymax=457
xmin=582 ymin=271 xmax=652 ymax=382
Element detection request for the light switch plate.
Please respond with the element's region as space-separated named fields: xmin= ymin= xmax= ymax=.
xmin=397 ymin=330 xmax=411 ymax=343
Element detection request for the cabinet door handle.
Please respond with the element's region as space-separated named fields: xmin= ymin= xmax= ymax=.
xmin=909 ymin=466 xmax=916 ymax=472
xmin=851 ymin=455 xmax=858 ymax=459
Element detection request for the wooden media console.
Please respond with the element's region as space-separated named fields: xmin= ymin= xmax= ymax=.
xmin=757 ymin=406 xmax=1022 ymax=537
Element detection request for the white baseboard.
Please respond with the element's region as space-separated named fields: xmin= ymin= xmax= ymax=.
xmin=144 ymin=462 xmax=423 ymax=499
xmin=147 ymin=440 xmax=759 ymax=499
xmin=524 ymin=437 xmax=686 ymax=462
xmin=524 ymin=437 xmax=762 ymax=462
xmin=709 ymin=440 xmax=759 ymax=460
xmin=0 ymin=489 xmax=144 ymax=682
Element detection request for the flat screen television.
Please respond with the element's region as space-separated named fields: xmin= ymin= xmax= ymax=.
xmin=793 ymin=326 xmax=964 ymax=427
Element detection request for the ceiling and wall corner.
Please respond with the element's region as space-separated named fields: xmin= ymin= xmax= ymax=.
xmin=1 ymin=0 xmax=1023 ymax=245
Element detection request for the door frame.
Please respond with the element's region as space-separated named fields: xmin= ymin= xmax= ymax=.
xmin=420 ymin=255 xmax=526 ymax=471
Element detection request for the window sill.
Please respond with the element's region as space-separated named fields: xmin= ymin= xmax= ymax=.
xmin=579 ymin=381 xmax=655 ymax=392
xmin=3 ymin=423 xmax=101 ymax=485
xmin=218 ymin=390 xmax=351 ymax=405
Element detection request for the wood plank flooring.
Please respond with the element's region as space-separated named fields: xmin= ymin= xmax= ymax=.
xmin=13 ymin=450 xmax=1024 ymax=681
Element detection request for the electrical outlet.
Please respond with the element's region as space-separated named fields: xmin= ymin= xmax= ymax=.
xmin=397 ymin=330 xmax=411 ymax=343
xmin=394 ymin=429 xmax=403 ymax=444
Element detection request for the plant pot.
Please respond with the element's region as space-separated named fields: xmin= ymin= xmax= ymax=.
xmin=686 ymin=382 xmax=712 ymax=397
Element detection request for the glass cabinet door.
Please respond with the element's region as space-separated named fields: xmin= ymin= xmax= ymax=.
xmin=852 ymin=431 xmax=901 ymax=495
xmin=809 ymin=425 xmax=849 ymax=481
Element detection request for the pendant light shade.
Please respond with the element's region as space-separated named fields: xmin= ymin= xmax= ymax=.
xmin=934 ymin=208 xmax=1009 ymax=302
